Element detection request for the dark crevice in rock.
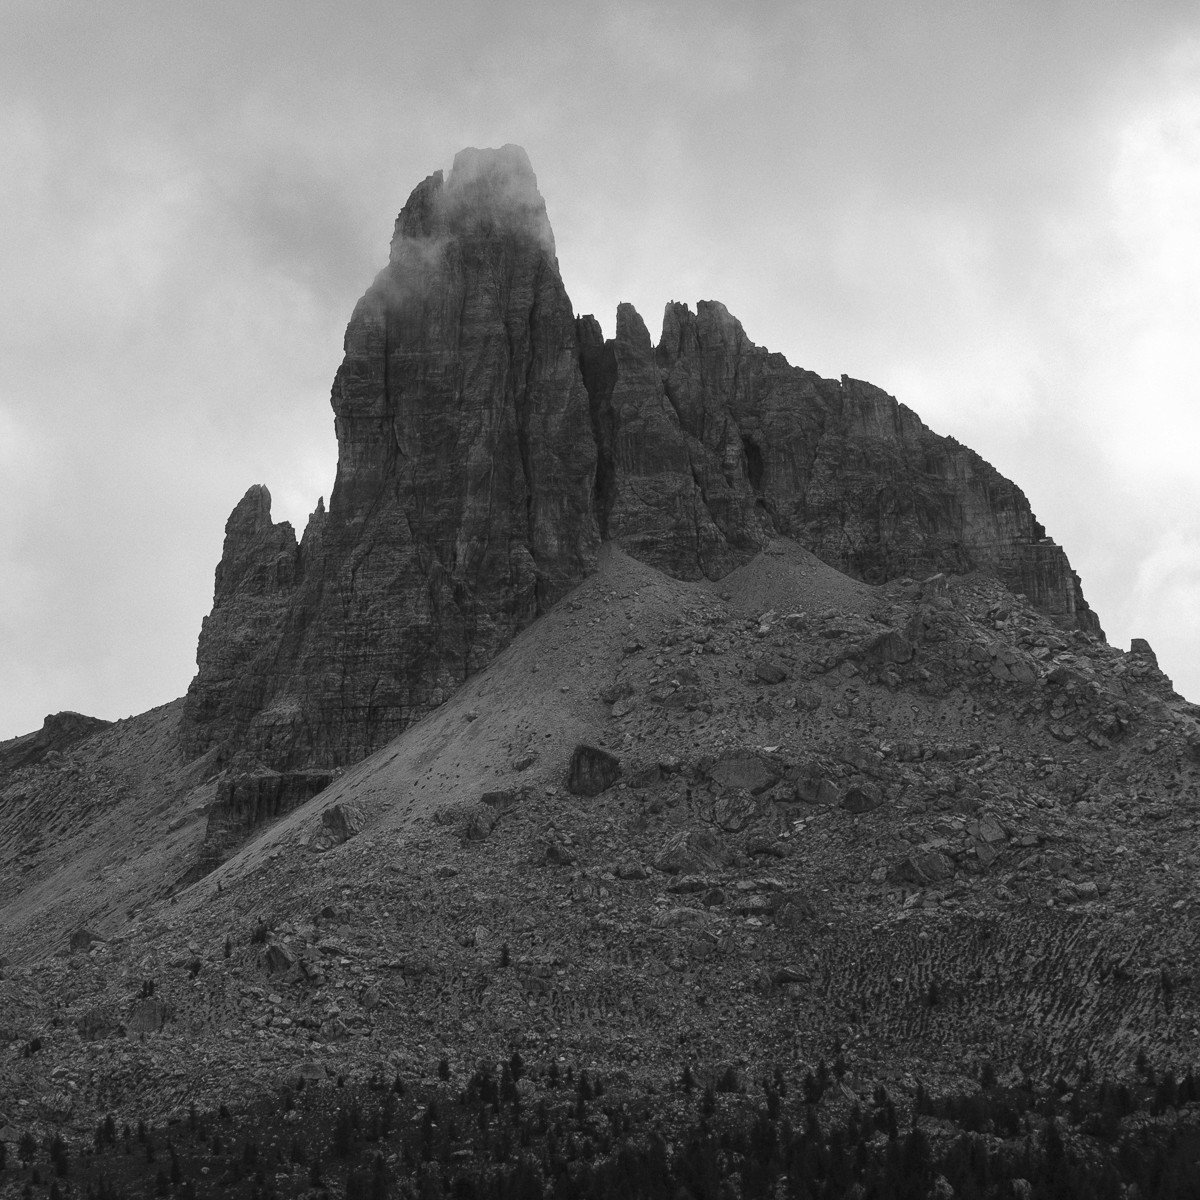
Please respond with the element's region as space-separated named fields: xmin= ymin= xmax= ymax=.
xmin=742 ymin=437 xmax=765 ymax=493
xmin=575 ymin=315 xmax=618 ymax=541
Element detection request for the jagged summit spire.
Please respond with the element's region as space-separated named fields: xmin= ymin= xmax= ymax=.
xmin=185 ymin=146 xmax=595 ymax=769
xmin=391 ymin=143 xmax=555 ymax=256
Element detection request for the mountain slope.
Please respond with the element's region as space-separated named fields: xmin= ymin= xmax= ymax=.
xmin=2 ymin=539 xmax=1196 ymax=1140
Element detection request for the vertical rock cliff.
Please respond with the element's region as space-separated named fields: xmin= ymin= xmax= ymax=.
xmin=182 ymin=145 xmax=1099 ymax=779
xmin=183 ymin=145 xmax=598 ymax=769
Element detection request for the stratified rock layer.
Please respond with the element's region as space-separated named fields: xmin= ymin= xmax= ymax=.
xmin=189 ymin=765 xmax=336 ymax=880
xmin=183 ymin=145 xmax=1100 ymax=774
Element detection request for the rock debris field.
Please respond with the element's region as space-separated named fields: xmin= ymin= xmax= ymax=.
xmin=3 ymin=538 xmax=1199 ymax=1139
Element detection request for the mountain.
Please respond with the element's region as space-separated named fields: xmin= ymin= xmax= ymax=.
xmin=179 ymin=145 xmax=1097 ymax=811
xmin=2 ymin=146 xmax=1198 ymax=1193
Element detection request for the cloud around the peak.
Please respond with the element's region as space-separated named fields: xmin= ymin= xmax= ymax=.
xmin=1 ymin=0 xmax=1199 ymax=736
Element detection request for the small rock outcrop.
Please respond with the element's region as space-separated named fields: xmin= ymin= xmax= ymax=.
xmin=1130 ymin=638 xmax=1159 ymax=668
xmin=0 ymin=711 xmax=112 ymax=772
xmin=191 ymin=764 xmax=336 ymax=877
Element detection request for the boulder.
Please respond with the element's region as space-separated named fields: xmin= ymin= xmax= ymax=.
xmin=667 ymin=875 xmax=710 ymax=894
xmin=480 ymin=787 xmax=528 ymax=813
xmin=292 ymin=1060 xmax=329 ymax=1087
xmin=615 ymin=860 xmax=649 ymax=880
xmin=197 ymin=765 xmax=335 ymax=875
xmin=753 ymin=658 xmax=789 ymax=684
xmin=541 ymin=838 xmax=576 ymax=867
xmin=627 ymin=764 xmax=664 ymax=789
xmin=75 ymin=1007 xmax=118 ymax=1040
xmin=789 ymin=761 xmax=841 ymax=806
xmin=1045 ymin=664 xmax=1086 ymax=688
xmin=69 ymin=928 xmax=103 ymax=954
xmin=653 ymin=830 xmax=732 ymax=875
xmin=855 ymin=629 xmax=914 ymax=665
xmin=972 ymin=817 xmax=1007 ymax=844
xmin=772 ymin=966 xmax=809 ymax=986
xmin=265 ymin=942 xmax=297 ymax=974
xmin=460 ymin=806 xmax=501 ymax=841
xmin=308 ymin=802 xmax=366 ymax=851
xmin=888 ymin=851 xmax=954 ymax=886
xmin=567 ymin=744 xmax=621 ymax=796
xmin=708 ymin=755 xmax=776 ymax=795
xmin=841 ymin=782 xmax=883 ymax=814
xmin=775 ymin=893 xmax=818 ymax=927
xmin=745 ymin=834 xmax=790 ymax=857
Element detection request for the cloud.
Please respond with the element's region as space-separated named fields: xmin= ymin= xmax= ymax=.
xmin=2 ymin=1 xmax=1200 ymax=736
xmin=440 ymin=144 xmax=557 ymax=256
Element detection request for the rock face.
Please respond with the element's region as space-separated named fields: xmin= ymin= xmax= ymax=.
xmin=580 ymin=298 xmax=1098 ymax=632
xmin=183 ymin=145 xmax=598 ymax=770
xmin=182 ymin=144 xmax=1101 ymax=775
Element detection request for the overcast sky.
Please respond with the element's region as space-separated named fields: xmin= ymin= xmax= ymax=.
xmin=2 ymin=0 xmax=1198 ymax=738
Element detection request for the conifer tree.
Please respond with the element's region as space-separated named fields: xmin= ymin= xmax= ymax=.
xmin=45 ymin=1132 xmax=68 ymax=1178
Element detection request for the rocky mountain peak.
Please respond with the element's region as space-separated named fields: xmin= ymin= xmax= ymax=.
xmin=183 ymin=146 xmax=595 ymax=772
xmin=614 ymin=301 xmax=652 ymax=351
xmin=181 ymin=146 xmax=1101 ymax=781
xmin=213 ymin=485 xmax=298 ymax=601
